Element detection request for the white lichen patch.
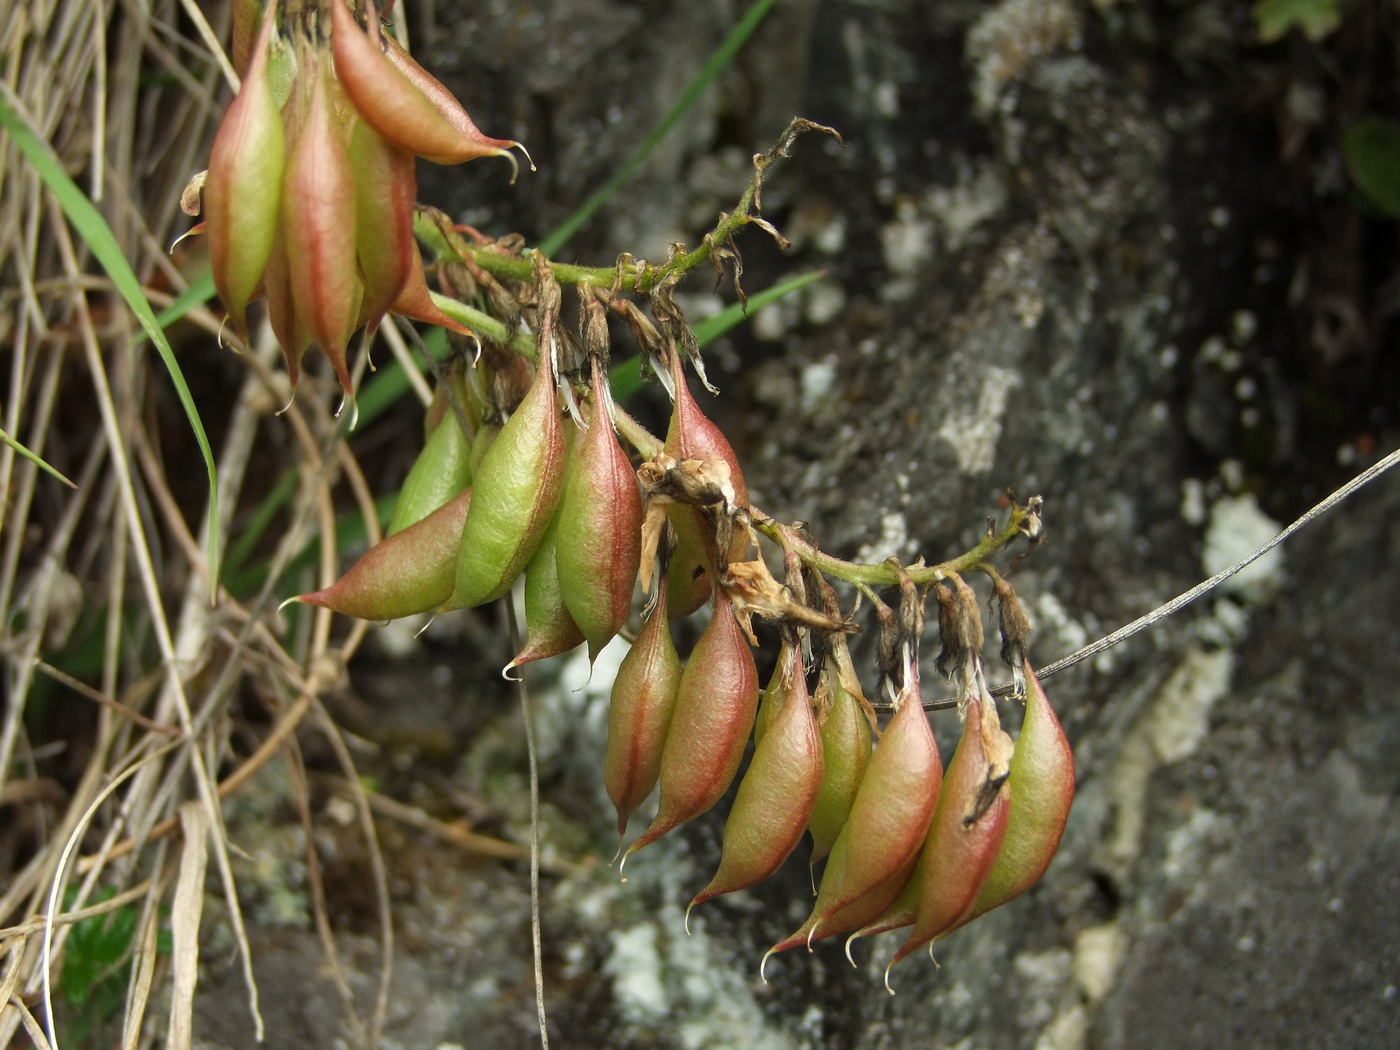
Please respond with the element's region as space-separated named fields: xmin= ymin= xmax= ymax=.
xmin=924 ymin=162 xmax=1008 ymax=251
xmin=1033 ymin=1003 xmax=1087 ymax=1050
xmin=880 ymin=197 xmax=936 ymax=301
xmin=1147 ymin=645 xmax=1233 ymax=765
xmin=856 ymin=511 xmax=912 ymax=566
xmin=1203 ymin=493 xmax=1284 ymax=604
xmin=1073 ymin=922 xmax=1124 ymax=1003
xmin=967 ymin=0 xmax=1083 ymax=117
xmin=604 ymin=922 xmax=669 ymax=1022
xmin=937 ymin=366 xmax=1022 ymax=474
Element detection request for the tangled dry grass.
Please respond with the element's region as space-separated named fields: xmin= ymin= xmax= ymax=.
xmin=0 ymin=3 xmax=501 ymax=1046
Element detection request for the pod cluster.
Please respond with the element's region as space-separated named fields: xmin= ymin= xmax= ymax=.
xmin=291 ymin=265 xmax=1071 ymax=984
xmin=190 ymin=0 xmax=524 ymax=400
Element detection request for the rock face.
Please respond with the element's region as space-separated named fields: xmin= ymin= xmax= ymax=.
xmin=195 ymin=1 xmax=1399 ymax=1047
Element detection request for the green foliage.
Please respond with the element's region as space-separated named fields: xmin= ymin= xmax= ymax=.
xmin=1344 ymin=118 xmax=1400 ymax=218
xmin=58 ymin=887 xmax=171 ymax=1045
xmin=1252 ymin=0 xmax=1341 ymax=43
xmin=0 ymin=88 xmax=222 ymax=584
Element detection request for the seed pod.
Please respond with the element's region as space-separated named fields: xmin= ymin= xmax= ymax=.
xmin=468 ymin=422 xmax=499 ymax=478
xmin=605 ymin=573 xmax=682 ymax=837
xmin=664 ymin=507 xmax=713 ymax=618
xmin=888 ymin=691 xmax=1013 ymax=971
xmin=204 ymin=3 xmax=283 ymax=338
xmin=508 ymin=514 xmax=586 ymax=668
xmin=555 ymin=358 xmax=643 ymax=659
xmin=962 ymin=664 xmax=1074 ymax=922
xmin=348 ymin=118 xmax=416 ymax=338
xmin=386 ymin=241 xmax=478 ymax=339
xmin=331 ymin=0 xmax=519 ymax=168
xmin=387 ymin=403 xmax=472 ymax=535
xmin=692 ymin=644 xmax=822 ymax=908
xmin=297 ymin=489 xmax=470 ymax=620
xmin=262 ymin=226 xmax=311 ymax=383
xmin=664 ymin=349 xmax=748 ymax=507
xmin=379 ymin=31 xmax=523 ymax=178
xmin=627 ymin=588 xmax=759 ymax=855
xmin=752 ymin=640 xmax=793 ymax=750
xmin=282 ymin=54 xmax=360 ymax=398
xmin=762 ymin=821 xmax=919 ymax=968
xmin=808 ymin=656 xmax=873 ymax=864
xmin=815 ymin=678 xmax=941 ymax=926
xmin=844 ymin=846 xmax=926 ymax=953
xmin=448 ymin=331 xmax=566 ymax=609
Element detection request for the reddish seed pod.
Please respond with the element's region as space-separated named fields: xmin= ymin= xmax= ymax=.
xmin=331 ymin=0 xmax=519 ymax=168
xmin=844 ymin=846 xmax=926 ymax=956
xmin=627 ymin=588 xmax=759 ymax=855
xmin=448 ymin=334 xmax=566 ymax=609
xmin=282 ymin=55 xmax=360 ymax=398
xmin=348 ymin=118 xmax=416 ymax=338
xmin=962 ymin=664 xmax=1074 ymax=922
xmin=664 ymin=348 xmax=748 ymax=506
xmin=888 ymin=692 xmax=1013 ymax=971
xmin=508 ymin=514 xmax=586 ymax=669
xmin=297 ymin=489 xmax=471 ymax=620
xmin=762 ymin=821 xmax=919 ymax=970
xmin=262 ymin=226 xmax=311 ymax=384
xmin=204 ymin=3 xmax=283 ymax=339
xmin=555 ymin=358 xmax=643 ymax=659
xmin=691 ymin=644 xmax=823 ymax=909
xmin=386 ymin=241 xmax=478 ymax=339
xmin=605 ymin=574 xmax=683 ymax=837
xmin=808 ymin=656 xmax=873 ymax=864
xmin=814 ymin=678 xmax=942 ymax=926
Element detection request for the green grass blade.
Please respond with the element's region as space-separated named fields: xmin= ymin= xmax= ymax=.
xmin=0 ymin=426 xmax=77 ymax=488
xmin=608 ymin=269 xmax=823 ymax=400
xmin=0 ymin=87 xmax=222 ymax=585
xmin=151 ymin=267 xmax=216 ymax=333
xmin=538 ymin=0 xmax=777 ymax=257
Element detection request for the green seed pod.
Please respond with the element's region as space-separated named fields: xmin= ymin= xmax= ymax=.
xmin=296 ymin=489 xmax=470 ymax=620
xmin=691 ymin=644 xmax=823 ymax=909
xmin=204 ymin=3 xmax=283 ymax=339
xmin=627 ymin=588 xmax=758 ymax=856
xmin=963 ymin=664 xmax=1074 ymax=922
xmin=508 ymin=513 xmax=585 ymax=669
xmin=555 ymin=358 xmax=643 ymax=659
xmin=469 ymin=422 xmax=500 ymax=479
xmin=387 ymin=403 xmax=473 ymax=536
xmin=815 ymin=677 xmax=942 ymax=927
xmin=447 ymin=340 xmax=566 ymax=609
xmin=888 ymin=692 xmax=1013 ymax=971
xmin=808 ymin=656 xmax=873 ymax=864
xmin=752 ymin=639 xmax=794 ymax=750
xmin=605 ymin=573 xmax=682 ymax=837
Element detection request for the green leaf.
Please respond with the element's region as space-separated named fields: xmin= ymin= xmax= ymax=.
xmin=607 ymin=269 xmax=824 ymax=400
xmin=1344 ymin=118 xmax=1400 ymax=218
xmin=0 ymin=425 xmax=76 ymax=488
xmin=539 ymin=0 xmax=778 ymax=257
xmin=0 ymin=87 xmax=222 ymax=585
xmin=1252 ymin=0 xmax=1341 ymax=43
